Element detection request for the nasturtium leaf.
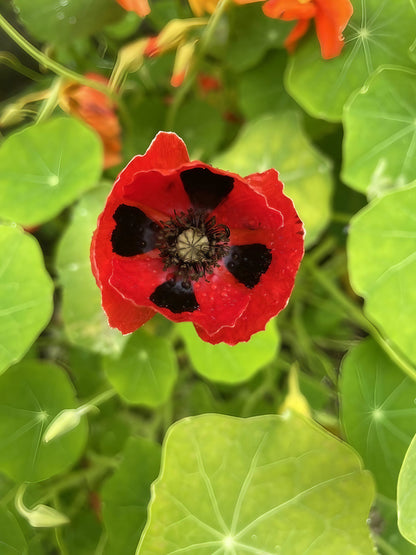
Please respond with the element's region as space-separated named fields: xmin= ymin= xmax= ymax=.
xmin=13 ymin=0 xmax=123 ymax=44
xmin=348 ymin=183 xmax=416 ymax=366
xmin=343 ymin=67 xmax=416 ymax=195
xmin=374 ymin=496 xmax=416 ymax=555
xmin=0 ymin=225 xmax=53 ymax=375
xmin=179 ymin=321 xmax=279 ymax=384
xmin=238 ymin=50 xmax=296 ymax=119
xmin=398 ymin=434 xmax=416 ymax=546
xmin=0 ymin=360 xmax=88 ymax=483
xmin=0 ymin=507 xmax=27 ymax=555
xmin=212 ymin=112 xmax=333 ymax=246
xmin=225 ymin=5 xmax=288 ymax=72
xmin=174 ymin=99 xmax=225 ymax=160
xmin=56 ymin=185 xmax=126 ymax=355
xmin=137 ymin=412 xmax=375 ymax=554
xmin=103 ymin=330 xmax=178 ymax=406
xmin=285 ymin=0 xmax=416 ymax=121
xmin=102 ymin=437 xmax=161 ymax=555
xmin=0 ymin=117 xmax=102 ymax=227
xmin=340 ymin=338 xmax=416 ymax=499
xmin=60 ymin=508 xmax=101 ymax=555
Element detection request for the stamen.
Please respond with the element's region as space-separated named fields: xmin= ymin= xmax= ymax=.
xmin=156 ymin=209 xmax=230 ymax=282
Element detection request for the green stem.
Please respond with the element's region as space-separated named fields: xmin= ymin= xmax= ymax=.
xmin=166 ymin=0 xmax=232 ymax=129
xmin=86 ymin=388 xmax=116 ymax=408
xmin=0 ymin=14 xmax=113 ymax=97
xmin=305 ymin=258 xmax=416 ymax=381
xmin=373 ymin=534 xmax=401 ymax=555
xmin=36 ymin=458 xmax=117 ymax=505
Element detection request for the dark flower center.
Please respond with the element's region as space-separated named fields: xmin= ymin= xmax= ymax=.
xmin=156 ymin=209 xmax=230 ymax=282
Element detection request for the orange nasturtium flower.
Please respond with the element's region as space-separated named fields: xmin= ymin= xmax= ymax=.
xmin=115 ymin=0 xmax=150 ymax=17
xmin=59 ymin=73 xmax=122 ymax=169
xmin=237 ymin=0 xmax=353 ymax=59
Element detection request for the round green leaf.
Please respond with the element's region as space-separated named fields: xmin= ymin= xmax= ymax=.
xmin=285 ymin=0 xmax=416 ymax=121
xmin=179 ymin=321 xmax=279 ymax=384
xmin=56 ymin=185 xmax=126 ymax=355
xmin=137 ymin=413 xmax=375 ymax=554
xmin=102 ymin=437 xmax=161 ymax=555
xmin=0 ymin=225 xmax=53 ymax=375
xmin=238 ymin=50 xmax=297 ymax=119
xmin=0 ymin=507 xmax=27 ymax=555
xmin=348 ymin=183 xmax=416 ymax=366
xmin=340 ymin=338 xmax=416 ymax=499
xmin=103 ymin=330 xmax=178 ymax=406
xmin=398 ymin=434 xmax=416 ymax=545
xmin=0 ymin=360 xmax=88 ymax=482
xmin=13 ymin=0 xmax=123 ymax=44
xmin=174 ymin=99 xmax=225 ymax=160
xmin=212 ymin=112 xmax=333 ymax=247
xmin=0 ymin=117 xmax=102 ymax=227
xmin=225 ymin=5 xmax=288 ymax=72
xmin=343 ymin=67 xmax=416 ymax=195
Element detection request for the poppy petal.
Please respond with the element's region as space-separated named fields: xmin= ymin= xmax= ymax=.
xmin=314 ymin=0 xmax=353 ymax=59
xmin=90 ymin=230 xmax=155 ymax=334
xmin=116 ymin=132 xmax=190 ymax=187
xmin=122 ymin=170 xmax=192 ymax=221
xmin=180 ymin=167 xmax=234 ymax=211
xmin=196 ymin=169 xmax=304 ymax=345
xmin=224 ymin=244 xmax=272 ymax=289
xmin=150 ymin=280 xmax=199 ymax=313
xmin=111 ymin=204 xmax=158 ymax=256
xmin=110 ymin=256 xmax=250 ymax=335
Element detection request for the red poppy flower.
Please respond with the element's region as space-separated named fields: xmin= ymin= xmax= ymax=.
xmin=91 ymin=132 xmax=304 ymax=344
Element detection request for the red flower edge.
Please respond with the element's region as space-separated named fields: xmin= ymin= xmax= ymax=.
xmin=91 ymin=132 xmax=304 ymax=345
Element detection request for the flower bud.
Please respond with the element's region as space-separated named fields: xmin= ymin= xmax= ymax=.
xmin=43 ymin=406 xmax=89 ymax=443
xmin=23 ymin=504 xmax=70 ymax=528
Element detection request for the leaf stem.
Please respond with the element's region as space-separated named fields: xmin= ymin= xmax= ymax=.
xmin=166 ymin=0 xmax=232 ymax=129
xmin=305 ymin=258 xmax=416 ymax=381
xmin=0 ymin=14 xmax=113 ymax=97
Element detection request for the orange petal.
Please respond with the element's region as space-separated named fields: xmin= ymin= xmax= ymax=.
xmin=314 ymin=0 xmax=353 ymax=59
xmin=283 ymin=18 xmax=311 ymax=52
xmin=261 ymin=0 xmax=316 ymax=20
xmin=115 ymin=0 xmax=150 ymax=17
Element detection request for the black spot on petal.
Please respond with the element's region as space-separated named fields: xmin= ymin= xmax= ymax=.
xmin=225 ymin=244 xmax=272 ymax=289
xmin=150 ymin=280 xmax=199 ymax=313
xmin=111 ymin=204 xmax=158 ymax=257
xmin=180 ymin=167 xmax=233 ymax=210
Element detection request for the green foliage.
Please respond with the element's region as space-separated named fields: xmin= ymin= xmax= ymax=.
xmin=0 ymin=0 xmax=415 ymax=552
xmin=348 ymin=184 xmax=416 ymax=366
xmin=101 ymin=437 xmax=161 ymax=554
xmin=0 ymin=118 xmax=103 ymax=227
xmin=0 ymin=225 xmax=53 ymax=375
xmin=398 ymin=434 xmax=416 ymax=546
xmin=13 ymin=0 xmax=124 ymax=44
xmin=286 ymin=0 xmax=416 ymax=121
xmin=0 ymin=360 xmax=87 ymax=482
xmin=179 ymin=321 xmax=279 ymax=383
xmin=138 ymin=413 xmax=375 ymax=554
xmin=103 ymin=330 xmax=178 ymax=406
xmin=343 ymin=67 xmax=416 ymax=195
xmin=340 ymin=338 xmax=416 ymax=499
xmin=0 ymin=507 xmax=27 ymax=555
